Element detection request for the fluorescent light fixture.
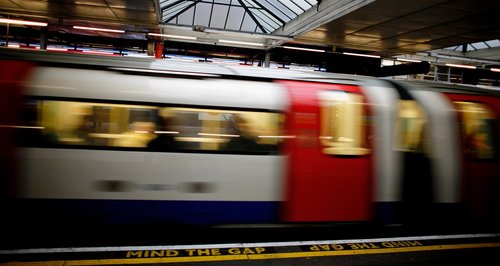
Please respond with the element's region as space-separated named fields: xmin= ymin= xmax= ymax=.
xmin=490 ymin=68 xmax=500 ymax=73
xmin=46 ymin=47 xmax=69 ymax=51
xmin=283 ymin=46 xmax=325 ymax=53
xmin=198 ymin=133 xmax=240 ymax=138
xmin=82 ymin=50 xmax=115 ymax=55
xmin=203 ymin=28 xmax=292 ymax=41
xmin=154 ymin=131 xmax=179 ymax=135
xmin=219 ymin=39 xmax=264 ymax=47
xmin=343 ymin=52 xmax=381 ymax=58
xmin=0 ymin=125 xmax=44 ymax=129
xmin=0 ymin=18 xmax=47 ymax=27
xmin=148 ymin=33 xmax=197 ymax=40
xmin=73 ymin=26 xmax=125 ymax=33
xmin=445 ymin=63 xmax=476 ymax=69
xmin=108 ymin=67 xmax=220 ymax=77
xmin=396 ymin=58 xmax=422 ymax=63
xmin=259 ymin=135 xmax=297 ymax=139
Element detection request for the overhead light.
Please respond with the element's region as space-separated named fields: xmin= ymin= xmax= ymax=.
xmin=219 ymin=39 xmax=264 ymax=47
xmin=490 ymin=68 xmax=500 ymax=73
xmin=198 ymin=133 xmax=240 ymax=138
xmin=283 ymin=46 xmax=325 ymax=53
xmin=343 ymin=52 xmax=381 ymax=58
xmin=108 ymin=67 xmax=220 ymax=77
xmin=0 ymin=18 xmax=47 ymax=27
xmin=73 ymin=26 xmax=125 ymax=33
xmin=82 ymin=50 xmax=115 ymax=55
xmin=396 ymin=58 xmax=422 ymax=63
xmin=203 ymin=28 xmax=293 ymax=41
xmin=148 ymin=33 xmax=196 ymax=40
xmin=445 ymin=63 xmax=476 ymax=69
xmin=46 ymin=47 xmax=68 ymax=52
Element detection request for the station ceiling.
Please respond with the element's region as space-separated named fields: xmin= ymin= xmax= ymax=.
xmin=0 ymin=0 xmax=499 ymax=65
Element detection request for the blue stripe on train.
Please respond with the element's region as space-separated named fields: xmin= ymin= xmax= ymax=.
xmin=12 ymin=199 xmax=281 ymax=226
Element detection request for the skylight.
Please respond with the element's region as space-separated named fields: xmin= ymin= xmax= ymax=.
xmin=159 ymin=0 xmax=318 ymax=34
xmin=444 ymin=39 xmax=500 ymax=52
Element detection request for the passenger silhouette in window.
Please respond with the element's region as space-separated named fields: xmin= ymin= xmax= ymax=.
xmin=75 ymin=114 xmax=95 ymax=145
xmin=147 ymin=116 xmax=178 ymax=151
xmin=466 ymin=125 xmax=493 ymax=159
xmin=116 ymin=121 xmax=156 ymax=148
xmin=224 ymin=115 xmax=260 ymax=152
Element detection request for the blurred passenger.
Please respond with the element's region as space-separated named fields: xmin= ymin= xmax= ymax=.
xmin=147 ymin=116 xmax=178 ymax=151
xmin=75 ymin=114 xmax=95 ymax=145
xmin=224 ymin=115 xmax=260 ymax=152
xmin=115 ymin=121 xmax=155 ymax=148
xmin=466 ymin=126 xmax=493 ymax=159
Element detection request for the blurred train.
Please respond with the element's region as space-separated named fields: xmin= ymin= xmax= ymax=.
xmin=1 ymin=48 xmax=499 ymax=228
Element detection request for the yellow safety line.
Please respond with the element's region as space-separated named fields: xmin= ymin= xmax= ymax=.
xmin=1 ymin=242 xmax=500 ymax=266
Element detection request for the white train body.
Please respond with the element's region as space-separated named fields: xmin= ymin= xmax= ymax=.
xmin=1 ymin=49 xmax=499 ymax=226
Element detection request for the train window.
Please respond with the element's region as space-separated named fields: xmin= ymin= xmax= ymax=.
xmin=318 ymin=91 xmax=370 ymax=156
xmin=18 ymin=99 xmax=284 ymax=154
xmin=165 ymin=107 xmax=284 ymax=153
xmin=454 ymin=101 xmax=495 ymax=160
xmin=395 ymin=100 xmax=428 ymax=153
xmin=35 ymin=101 xmax=158 ymax=147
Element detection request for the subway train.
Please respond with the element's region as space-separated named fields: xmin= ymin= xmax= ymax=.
xmin=1 ymin=48 xmax=499 ymax=228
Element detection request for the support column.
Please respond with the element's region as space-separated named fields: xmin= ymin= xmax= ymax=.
xmin=264 ymin=51 xmax=271 ymax=67
xmin=40 ymin=27 xmax=48 ymax=50
xmin=147 ymin=39 xmax=155 ymax=56
xmin=155 ymin=41 xmax=164 ymax=59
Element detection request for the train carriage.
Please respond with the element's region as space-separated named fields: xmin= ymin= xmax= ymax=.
xmin=1 ymin=48 xmax=499 ymax=228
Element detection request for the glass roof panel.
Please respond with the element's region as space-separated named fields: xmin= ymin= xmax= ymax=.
xmin=443 ymin=39 xmax=500 ymax=52
xmin=194 ymin=3 xmax=212 ymax=26
xmin=241 ymin=14 xmax=258 ymax=32
xmin=258 ymin=0 xmax=294 ymax=21
xmin=276 ymin=0 xmax=304 ymax=14
xmin=209 ymin=4 xmax=229 ymax=28
xmin=162 ymin=2 xmax=192 ymax=22
xmin=160 ymin=0 xmax=317 ymax=34
xmin=225 ymin=6 xmax=245 ymax=31
xmin=485 ymin=39 xmax=500 ymax=47
xmin=177 ymin=6 xmax=195 ymax=25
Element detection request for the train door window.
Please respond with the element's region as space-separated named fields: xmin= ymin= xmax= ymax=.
xmin=395 ymin=100 xmax=428 ymax=153
xmin=454 ymin=101 xmax=495 ymax=160
xmin=318 ymin=90 xmax=370 ymax=156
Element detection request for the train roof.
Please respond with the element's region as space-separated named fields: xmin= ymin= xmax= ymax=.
xmin=2 ymin=48 xmax=498 ymax=97
xmin=0 ymin=48 xmax=369 ymax=84
xmin=388 ymin=78 xmax=500 ymax=97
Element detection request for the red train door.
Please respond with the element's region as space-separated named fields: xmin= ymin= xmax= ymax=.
xmin=280 ymin=80 xmax=373 ymax=222
xmin=0 ymin=60 xmax=33 ymax=199
xmin=444 ymin=93 xmax=500 ymax=222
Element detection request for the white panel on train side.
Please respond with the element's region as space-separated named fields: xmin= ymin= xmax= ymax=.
xmin=24 ymin=67 xmax=289 ymax=110
xmin=359 ymin=82 xmax=402 ymax=202
xmin=408 ymin=90 xmax=461 ymax=203
xmin=20 ymin=148 xmax=286 ymax=202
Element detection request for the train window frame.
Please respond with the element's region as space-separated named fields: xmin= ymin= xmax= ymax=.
xmin=318 ymin=90 xmax=370 ymax=156
xmin=454 ymin=101 xmax=496 ymax=160
xmin=16 ymin=97 xmax=285 ymax=155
